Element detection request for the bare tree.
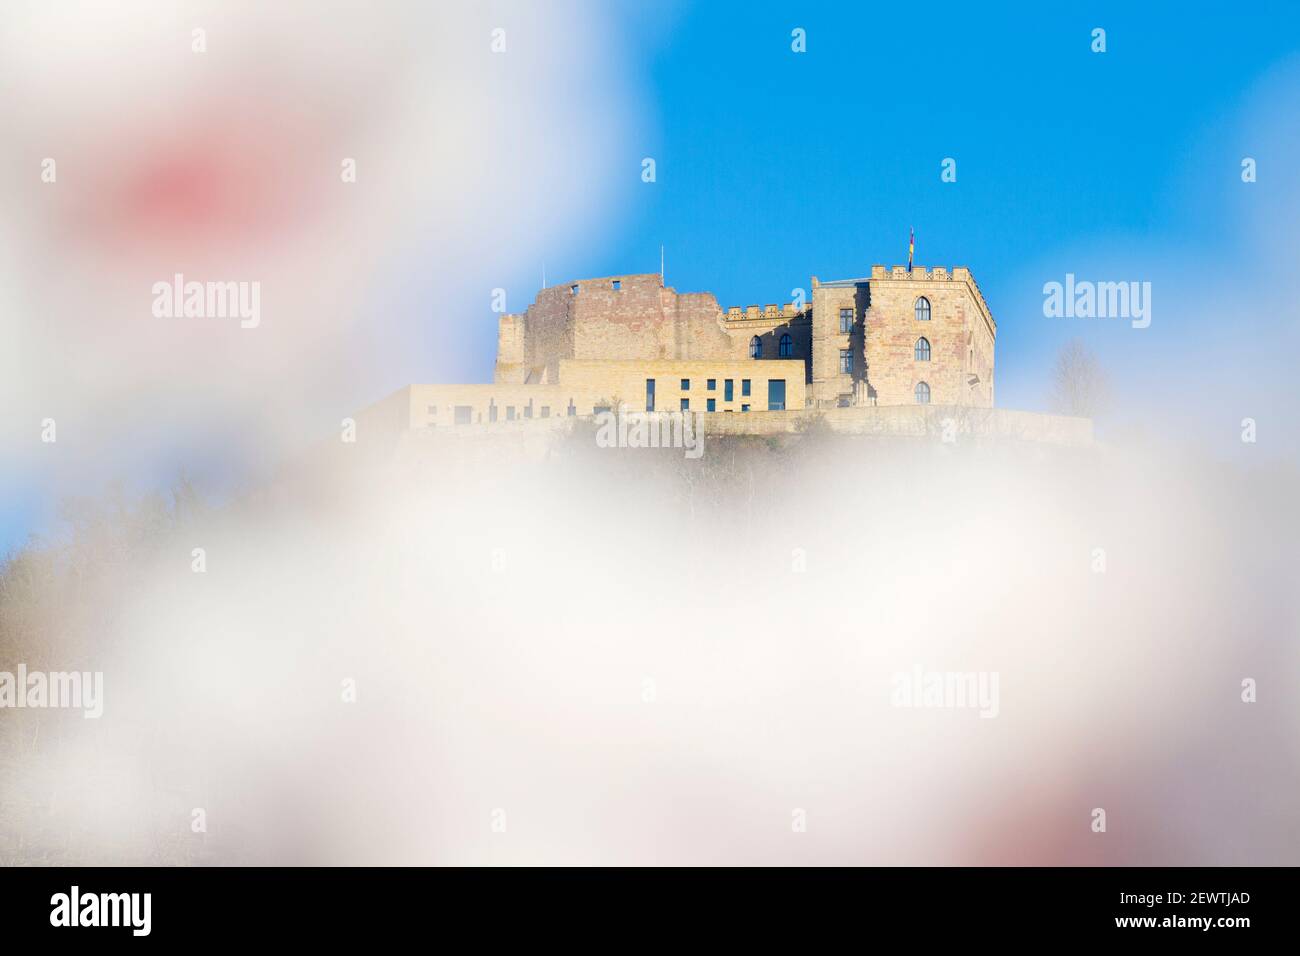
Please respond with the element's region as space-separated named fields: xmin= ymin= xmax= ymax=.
xmin=1049 ymin=339 xmax=1110 ymax=418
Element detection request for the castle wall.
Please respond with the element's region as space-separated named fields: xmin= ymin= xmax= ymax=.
xmin=495 ymin=274 xmax=814 ymax=388
xmin=382 ymin=405 xmax=1093 ymax=452
xmin=809 ymin=278 xmax=869 ymax=405
xmin=494 ymin=314 xmax=527 ymax=385
xmin=558 ymin=359 xmax=806 ymax=414
xmin=397 ymin=358 xmax=805 ymax=429
xmin=489 ymin=264 xmax=995 ymax=413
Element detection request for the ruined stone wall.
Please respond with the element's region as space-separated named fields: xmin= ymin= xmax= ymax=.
xmin=495 ymin=274 xmax=813 ymax=387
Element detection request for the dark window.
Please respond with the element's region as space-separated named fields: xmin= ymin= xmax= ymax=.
xmin=779 ymin=333 xmax=793 ymax=357
xmin=454 ymin=405 xmax=472 ymax=425
xmin=567 ymin=400 xmax=576 ymax=416
xmin=707 ymin=398 xmax=716 ymax=412
xmin=915 ymin=337 xmax=931 ymax=361
xmin=750 ymin=335 xmax=762 ymax=359
xmin=681 ymin=378 xmax=690 ymax=390
xmin=724 ymin=379 xmax=734 ymax=402
xmin=571 ymin=284 xmax=580 ymax=295
xmin=768 ymin=380 xmax=786 ymax=411
xmin=840 ymin=308 xmax=853 ymax=333
xmin=839 ymin=349 xmax=852 ymax=374
xmin=741 ymin=404 xmax=750 ymax=412
xmin=915 ymin=381 xmax=931 ymax=404
xmin=915 ymin=296 xmax=931 ymax=322
xmin=707 ymin=379 xmax=716 ymax=391
xmin=612 ymin=280 xmax=621 ymax=291
xmin=680 ymin=398 xmax=690 ymax=411
xmin=646 ymin=378 xmax=655 ymax=412
xmin=593 ymin=405 xmax=611 ymax=415
xmin=742 ymin=379 xmax=751 ymax=396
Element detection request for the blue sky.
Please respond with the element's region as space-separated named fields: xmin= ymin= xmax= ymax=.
xmin=417 ymin=0 xmax=1300 ymax=413
xmin=5 ymin=1 xmax=1299 ymax=557
xmin=542 ymin=0 xmax=1300 ymax=407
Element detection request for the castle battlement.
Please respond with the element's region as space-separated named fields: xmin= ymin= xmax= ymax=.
xmin=724 ymin=303 xmax=804 ymax=321
xmin=869 ymin=264 xmax=995 ymax=334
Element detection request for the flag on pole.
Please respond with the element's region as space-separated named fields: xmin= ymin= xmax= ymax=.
xmin=908 ymin=227 xmax=914 ymax=273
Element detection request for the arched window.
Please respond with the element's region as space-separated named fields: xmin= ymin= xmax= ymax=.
xmin=914 ymin=381 xmax=931 ymax=404
xmin=915 ymin=296 xmax=931 ymax=322
xmin=750 ymin=335 xmax=762 ymax=359
xmin=915 ymin=337 xmax=931 ymax=361
xmin=779 ymin=333 xmax=793 ymax=357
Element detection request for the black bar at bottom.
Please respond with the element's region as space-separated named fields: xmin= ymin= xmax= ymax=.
xmin=0 ymin=867 xmax=1286 ymax=943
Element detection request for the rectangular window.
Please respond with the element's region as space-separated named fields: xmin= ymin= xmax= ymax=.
xmin=707 ymin=379 xmax=716 ymax=391
xmin=567 ymin=402 xmax=576 ymax=416
xmin=680 ymin=398 xmax=690 ymax=411
xmin=489 ymin=404 xmax=498 ymax=423
xmin=454 ymin=406 xmax=472 ymax=425
xmin=768 ymin=380 xmax=786 ymax=411
xmin=839 ymin=349 xmax=852 ymax=374
xmin=840 ymin=308 xmax=853 ymax=333
xmin=741 ymin=404 xmax=750 ymax=412
xmin=541 ymin=406 xmax=551 ymax=418
xmin=724 ymin=379 xmax=734 ymax=402
xmin=506 ymin=406 xmax=516 ymax=421
xmin=594 ymin=405 xmax=611 ymax=415
xmin=612 ymin=280 xmax=621 ymax=291
xmin=707 ymin=398 xmax=716 ymax=412
xmin=524 ymin=401 xmax=533 ymax=419
xmin=681 ymin=378 xmax=690 ymax=391
xmin=741 ymin=379 xmax=751 ymax=397
xmin=427 ymin=404 xmax=438 ymax=416
xmin=570 ymin=284 xmax=579 ymax=295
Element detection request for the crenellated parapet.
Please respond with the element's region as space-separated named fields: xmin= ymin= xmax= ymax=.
xmin=723 ymin=302 xmax=806 ymax=322
xmin=869 ymin=264 xmax=995 ymax=335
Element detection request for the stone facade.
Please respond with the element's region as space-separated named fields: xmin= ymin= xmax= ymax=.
xmin=497 ymin=266 xmax=993 ymax=409
xmin=361 ymin=359 xmax=806 ymax=432
xmin=809 ymin=265 xmax=995 ymax=407
xmin=359 ymin=262 xmax=995 ymax=435
xmin=494 ymin=273 xmax=810 ymax=386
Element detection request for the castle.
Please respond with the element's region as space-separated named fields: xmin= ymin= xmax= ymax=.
xmin=359 ymin=263 xmax=997 ymax=432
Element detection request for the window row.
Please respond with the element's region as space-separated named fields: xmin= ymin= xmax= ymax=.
xmin=837 ymin=338 xmax=929 ymax=376
xmin=428 ymin=400 xmax=577 ymax=424
xmin=750 ymin=334 xmax=794 ymax=358
xmin=680 ymin=378 xmax=753 ymax=395
xmin=652 ymin=378 xmax=785 ymax=411
xmin=825 ymin=297 xmax=932 ymax=327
